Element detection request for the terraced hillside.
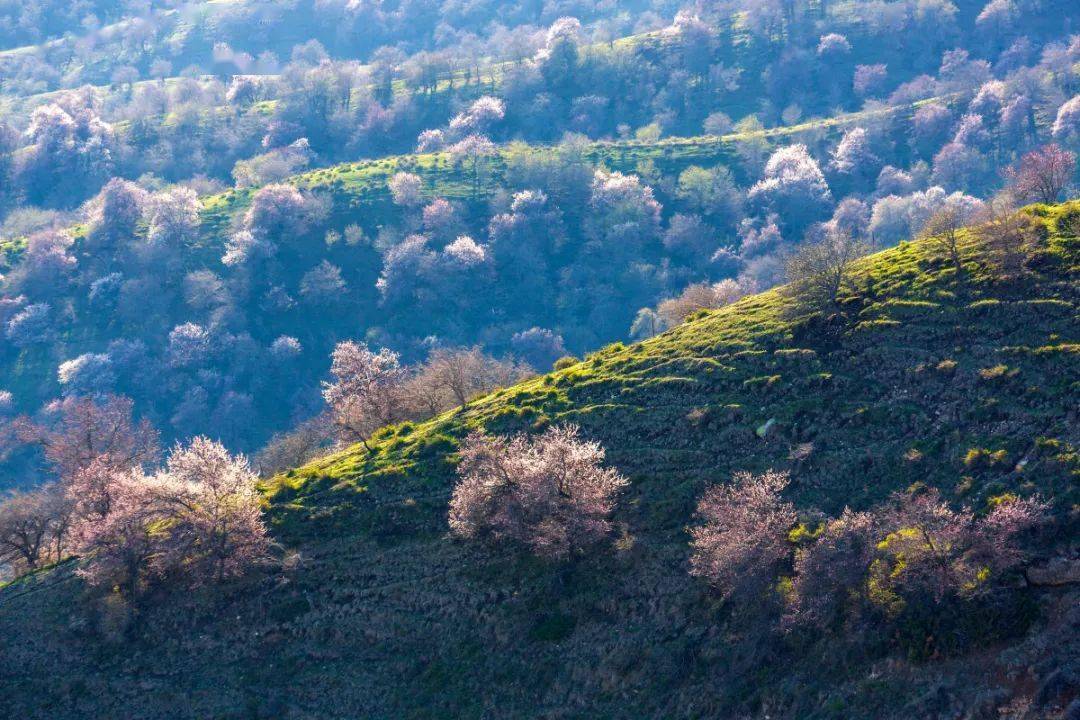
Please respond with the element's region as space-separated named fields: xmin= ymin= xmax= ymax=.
xmin=2 ymin=201 xmax=1077 ymax=719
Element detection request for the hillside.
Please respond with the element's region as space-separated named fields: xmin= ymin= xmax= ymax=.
xmin=2 ymin=201 xmax=1077 ymax=719
xmin=1 ymin=93 xmax=937 ymax=265
xmin=0 ymin=94 xmax=944 ymax=462
xmin=271 ymin=200 xmax=1079 ymax=533
xmin=0 ymin=92 xmax=943 ymax=278
xmin=199 ymin=95 xmax=940 ymax=233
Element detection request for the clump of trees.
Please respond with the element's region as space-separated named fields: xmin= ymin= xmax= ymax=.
xmin=322 ymin=341 xmax=532 ymax=451
xmin=689 ymin=472 xmax=1049 ymax=655
xmin=0 ymin=396 xmax=269 ymax=603
xmin=448 ymin=424 xmax=628 ymax=560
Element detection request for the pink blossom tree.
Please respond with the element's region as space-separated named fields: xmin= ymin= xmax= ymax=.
xmin=419 ymin=346 xmax=530 ymax=408
xmin=931 ymin=141 xmax=985 ymax=191
xmin=1005 ymin=144 xmax=1077 ymax=204
xmin=57 ymin=352 xmax=116 ymax=397
xmin=223 ymin=183 xmax=310 ymax=267
xmin=73 ymin=469 xmax=170 ymax=600
xmin=449 ymin=425 xmax=628 ymax=561
xmin=299 ymin=260 xmax=347 ymax=305
xmin=510 ymin=328 xmax=567 ymax=370
xmin=416 ymin=129 xmax=446 ymax=153
xmin=587 ymin=169 xmax=663 ymax=255
xmin=4 ymin=302 xmax=54 ymax=347
xmin=970 ymin=494 xmax=1048 ymax=575
xmin=67 ymin=457 xmax=127 ymax=522
xmin=919 ymin=200 xmax=977 ymax=275
xmin=784 ymin=228 xmax=868 ymax=311
xmin=868 ymin=489 xmax=1046 ymax=605
xmin=689 ymin=470 xmax=796 ymax=602
xmin=15 ymin=394 xmax=159 ymax=481
xmin=157 ymin=437 xmax=269 ymax=584
xmin=853 ymin=63 xmax=887 ymax=98
xmin=422 ymin=197 xmax=462 ymax=241
xmin=166 ymin=322 xmax=212 ymax=368
xmin=74 ymin=438 xmax=270 ymax=598
xmin=784 ymin=490 xmax=1048 ymax=633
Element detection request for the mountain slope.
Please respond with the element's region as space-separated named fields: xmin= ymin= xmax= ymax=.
xmin=1 ymin=201 xmax=1077 ymax=719
xmin=0 ymin=97 xmax=947 ymax=452
xmin=0 ymin=94 xmax=944 ymax=273
xmin=270 ymin=199 xmax=1078 ymax=539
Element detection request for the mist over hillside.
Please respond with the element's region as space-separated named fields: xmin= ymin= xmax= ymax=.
xmin=0 ymin=1 xmax=1078 ymax=718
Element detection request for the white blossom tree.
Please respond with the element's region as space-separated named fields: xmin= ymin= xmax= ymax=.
xmin=322 ymin=341 xmax=409 ymax=450
xmin=388 ymin=171 xmax=424 ymax=207
xmin=748 ymin=144 xmax=833 ymax=233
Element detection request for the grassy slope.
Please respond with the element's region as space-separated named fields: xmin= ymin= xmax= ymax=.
xmin=3 ymin=202 xmax=1073 ymax=718
xmin=270 ymin=201 xmax=1079 ymax=543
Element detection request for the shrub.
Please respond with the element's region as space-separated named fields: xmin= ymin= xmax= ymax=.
xmin=553 ymin=356 xmax=579 ymax=371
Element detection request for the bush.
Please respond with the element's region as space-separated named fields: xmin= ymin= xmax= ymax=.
xmin=553 ymin=356 xmax=579 ymax=371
